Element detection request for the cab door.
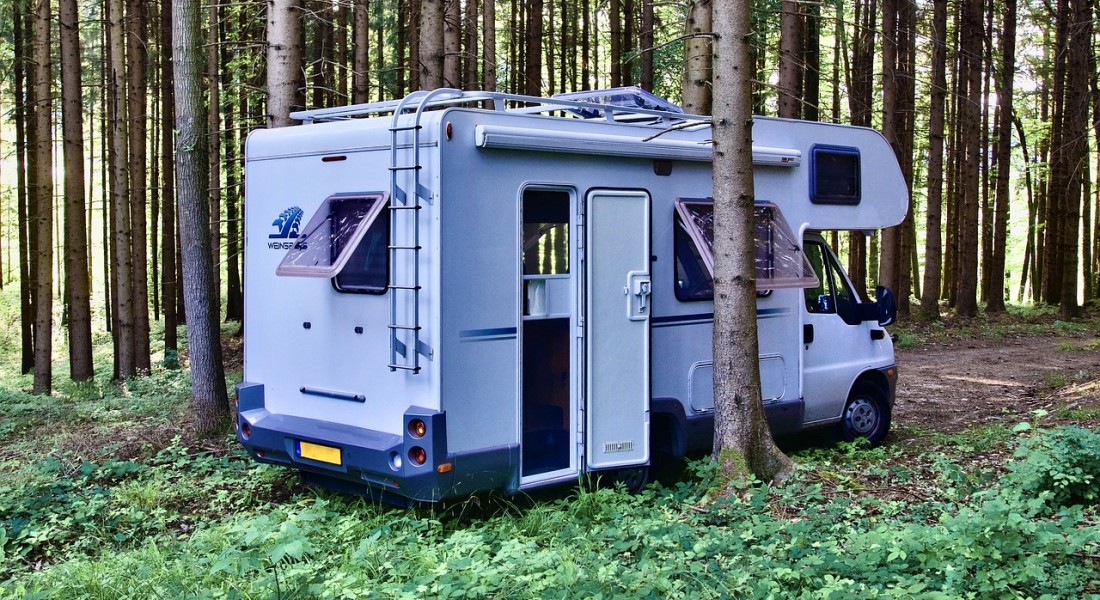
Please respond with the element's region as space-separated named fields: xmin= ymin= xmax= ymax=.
xmin=800 ymin=236 xmax=874 ymax=424
xmin=585 ymin=190 xmax=651 ymax=470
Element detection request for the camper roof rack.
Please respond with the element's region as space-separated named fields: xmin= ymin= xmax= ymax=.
xmin=289 ymin=88 xmax=711 ymax=126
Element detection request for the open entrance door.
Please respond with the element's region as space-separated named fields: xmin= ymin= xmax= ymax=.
xmin=585 ymin=190 xmax=651 ymax=470
xmin=520 ymin=189 xmax=577 ymax=484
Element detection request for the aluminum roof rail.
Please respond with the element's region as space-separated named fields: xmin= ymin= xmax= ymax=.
xmin=288 ymin=89 xmax=712 ymax=126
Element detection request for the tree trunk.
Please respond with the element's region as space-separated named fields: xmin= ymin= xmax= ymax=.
xmin=464 ymin=0 xmax=478 ymax=90
xmin=987 ymin=0 xmax=1017 ymax=313
xmin=683 ymin=0 xmax=712 ymax=115
xmin=1060 ymin=0 xmax=1090 ymax=317
xmin=777 ymin=0 xmax=801 ymax=119
xmin=954 ymin=0 xmax=983 ymax=317
xmin=267 ymin=0 xmax=304 ymax=127
xmin=224 ymin=32 xmax=244 ymax=323
xmin=609 ymin=0 xmax=622 ymax=87
xmin=483 ymin=0 xmax=496 ymax=93
xmin=14 ymin=9 xmax=34 ymax=375
xmin=337 ymin=1 xmax=349 ymax=102
xmin=443 ymin=0 xmax=461 ymax=87
xmin=128 ymin=0 xmax=152 ymax=374
xmin=420 ymin=0 xmax=444 ymax=90
xmin=711 ymin=0 xmax=795 ymax=484
xmin=581 ymin=0 xmax=590 ymax=90
xmin=878 ymin=0 xmax=900 ymax=300
xmin=353 ymin=0 xmax=370 ymax=103
xmin=525 ymin=0 xmax=543 ymax=95
xmin=173 ymin=0 xmax=230 ymax=438
xmin=920 ymin=0 xmax=948 ymax=319
xmin=208 ymin=2 xmax=222 ymax=320
xmin=1043 ymin=0 xmax=1068 ymax=305
xmin=802 ymin=0 xmax=819 ymax=121
xmin=109 ymin=0 xmax=136 ymax=378
xmin=640 ymin=1 xmax=654 ymax=91
xmin=60 ymin=0 xmax=94 ymax=381
xmin=31 ymin=0 xmax=53 ymax=394
xmin=162 ymin=0 xmax=178 ymax=354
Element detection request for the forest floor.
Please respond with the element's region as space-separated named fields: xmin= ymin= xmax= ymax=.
xmin=893 ymin=318 xmax=1100 ymax=436
xmin=0 ymin=302 xmax=1098 ymax=597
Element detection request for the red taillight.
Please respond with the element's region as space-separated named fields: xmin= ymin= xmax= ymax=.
xmin=409 ymin=446 xmax=427 ymax=466
xmin=408 ymin=419 xmax=427 ymax=438
xmin=241 ymin=421 xmax=252 ymax=439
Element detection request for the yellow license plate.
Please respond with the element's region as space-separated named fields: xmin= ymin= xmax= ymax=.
xmin=298 ymin=441 xmax=342 ymax=465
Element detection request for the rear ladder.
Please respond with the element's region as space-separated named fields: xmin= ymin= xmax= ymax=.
xmin=386 ymin=88 xmax=462 ymax=373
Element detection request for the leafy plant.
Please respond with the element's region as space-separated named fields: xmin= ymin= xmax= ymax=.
xmin=1007 ymin=426 xmax=1100 ymax=506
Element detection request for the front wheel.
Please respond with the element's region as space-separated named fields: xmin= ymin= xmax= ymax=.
xmin=838 ymin=382 xmax=891 ymax=445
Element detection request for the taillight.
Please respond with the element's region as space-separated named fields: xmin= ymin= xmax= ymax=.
xmin=408 ymin=446 xmax=427 ymax=466
xmin=240 ymin=421 xmax=252 ymax=439
xmin=408 ymin=419 xmax=427 ymax=438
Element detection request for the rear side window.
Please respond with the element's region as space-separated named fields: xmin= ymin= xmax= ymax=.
xmin=334 ymin=206 xmax=389 ymax=293
xmin=275 ymin=192 xmax=388 ymax=294
xmin=673 ymin=199 xmax=819 ymax=301
xmin=810 ymin=145 xmax=860 ymax=205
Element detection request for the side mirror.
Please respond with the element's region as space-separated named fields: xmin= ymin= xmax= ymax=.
xmin=875 ymin=285 xmax=897 ymax=327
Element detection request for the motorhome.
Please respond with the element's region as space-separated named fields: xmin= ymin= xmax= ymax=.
xmin=236 ymin=88 xmax=905 ymax=504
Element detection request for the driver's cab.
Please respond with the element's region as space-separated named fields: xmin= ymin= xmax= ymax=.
xmin=800 ymin=232 xmax=895 ymax=431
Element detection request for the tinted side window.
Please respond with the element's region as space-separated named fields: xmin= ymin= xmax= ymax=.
xmin=334 ymin=207 xmax=389 ymax=293
xmin=674 ymin=215 xmax=714 ymax=301
xmin=803 ymin=240 xmax=860 ymax=325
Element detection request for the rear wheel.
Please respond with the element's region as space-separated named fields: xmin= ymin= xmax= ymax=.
xmin=838 ymin=382 xmax=891 ymax=445
xmin=599 ymin=467 xmax=649 ymax=494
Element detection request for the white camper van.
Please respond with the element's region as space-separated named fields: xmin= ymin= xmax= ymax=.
xmin=237 ymin=88 xmax=905 ymax=504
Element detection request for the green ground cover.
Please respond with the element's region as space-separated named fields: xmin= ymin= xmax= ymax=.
xmin=1 ymin=289 xmax=1098 ymax=598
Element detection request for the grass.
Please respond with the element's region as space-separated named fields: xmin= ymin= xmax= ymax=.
xmin=1 ymin=286 xmax=1099 ymax=597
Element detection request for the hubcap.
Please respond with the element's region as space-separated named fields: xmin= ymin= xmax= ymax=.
xmin=845 ymin=397 xmax=878 ymax=436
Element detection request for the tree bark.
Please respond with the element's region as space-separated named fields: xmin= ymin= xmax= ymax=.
xmin=443 ymin=0 xmax=461 ymax=87
xmin=420 ymin=0 xmax=444 ymax=90
xmin=802 ymin=0 xmax=819 ymax=121
xmin=353 ymin=0 xmax=370 ymax=103
xmin=711 ymin=0 xmax=794 ymax=484
xmin=1059 ymin=0 xmax=1090 ymax=317
xmin=683 ymin=0 xmax=712 ymax=115
xmin=464 ymin=0 xmax=478 ymax=90
xmin=267 ymin=0 xmax=304 ymax=127
xmin=60 ymin=0 xmax=94 ymax=381
xmin=777 ymin=0 xmax=801 ymax=119
xmin=173 ymin=0 xmax=230 ymax=437
xmin=108 ymin=0 xmax=136 ymax=378
xmin=954 ymin=0 xmax=983 ymax=317
xmin=987 ymin=0 xmax=1017 ymax=313
xmin=208 ymin=2 xmax=222 ymax=319
xmin=14 ymin=8 xmax=34 ymax=375
xmin=920 ymin=0 xmax=948 ymax=319
xmin=640 ymin=1 xmax=654 ymax=91
xmin=128 ymin=0 xmax=152 ymax=373
xmin=31 ymin=0 xmax=53 ymax=394
xmin=525 ymin=0 xmax=543 ymax=95
xmin=483 ymin=0 xmax=496 ymax=93
xmin=161 ymin=0 xmax=178 ymax=353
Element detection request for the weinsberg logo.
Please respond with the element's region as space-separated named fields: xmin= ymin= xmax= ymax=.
xmin=268 ymin=206 xmax=304 ymax=250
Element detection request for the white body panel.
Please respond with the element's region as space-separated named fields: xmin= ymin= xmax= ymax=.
xmin=241 ymin=93 xmax=905 ymax=499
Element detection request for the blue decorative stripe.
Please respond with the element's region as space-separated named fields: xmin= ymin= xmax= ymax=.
xmin=459 ymin=327 xmax=518 ymax=341
xmin=652 ymin=308 xmax=791 ymax=328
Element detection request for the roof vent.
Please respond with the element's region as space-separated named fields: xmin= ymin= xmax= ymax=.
xmin=552 ymin=87 xmax=684 ymax=119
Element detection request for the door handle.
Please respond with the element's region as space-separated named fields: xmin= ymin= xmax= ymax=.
xmin=626 ymin=271 xmax=652 ymax=321
xmin=803 ymin=324 xmax=814 ymax=344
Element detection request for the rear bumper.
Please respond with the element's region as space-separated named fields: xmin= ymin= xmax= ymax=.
xmin=235 ymin=382 xmax=518 ymax=503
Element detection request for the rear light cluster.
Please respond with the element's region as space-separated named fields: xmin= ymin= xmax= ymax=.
xmin=408 ymin=419 xmax=428 ymax=465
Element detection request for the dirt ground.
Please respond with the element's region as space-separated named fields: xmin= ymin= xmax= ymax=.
xmin=891 ymin=329 xmax=1100 ymax=439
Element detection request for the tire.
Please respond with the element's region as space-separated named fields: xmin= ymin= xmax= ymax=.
xmin=602 ymin=467 xmax=649 ymax=494
xmin=838 ymin=382 xmax=891 ymax=445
